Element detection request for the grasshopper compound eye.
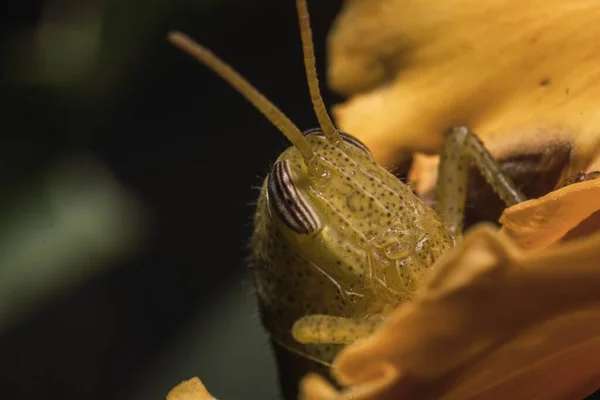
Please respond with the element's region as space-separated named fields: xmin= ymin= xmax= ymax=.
xmin=303 ymin=128 xmax=373 ymax=157
xmin=267 ymin=160 xmax=322 ymax=235
xmin=265 ymin=128 xmax=373 ymax=236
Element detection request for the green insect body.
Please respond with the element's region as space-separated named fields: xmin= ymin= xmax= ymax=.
xmin=168 ymin=0 xmax=525 ymax=390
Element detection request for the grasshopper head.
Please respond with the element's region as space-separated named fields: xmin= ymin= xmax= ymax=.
xmin=267 ymin=126 xmax=452 ymax=303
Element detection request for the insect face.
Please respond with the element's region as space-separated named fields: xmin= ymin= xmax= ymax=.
xmin=265 ymin=127 xmax=453 ymax=306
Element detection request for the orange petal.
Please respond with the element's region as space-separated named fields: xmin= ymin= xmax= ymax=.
xmin=500 ymin=178 xmax=600 ymax=250
xmin=166 ymin=377 xmax=215 ymax=400
xmin=329 ymin=0 xmax=600 ymax=177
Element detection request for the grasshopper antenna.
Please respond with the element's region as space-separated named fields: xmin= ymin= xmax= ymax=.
xmin=296 ymin=0 xmax=343 ymax=146
xmin=167 ymin=31 xmax=316 ymax=164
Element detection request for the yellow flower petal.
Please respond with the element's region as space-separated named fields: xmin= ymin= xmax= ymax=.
xmin=329 ymin=0 xmax=600 ymax=180
xmin=500 ymin=178 xmax=600 ymax=250
xmin=166 ymin=377 xmax=216 ymax=400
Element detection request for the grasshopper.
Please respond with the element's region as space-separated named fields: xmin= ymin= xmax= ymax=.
xmin=168 ymin=0 xmax=529 ymax=394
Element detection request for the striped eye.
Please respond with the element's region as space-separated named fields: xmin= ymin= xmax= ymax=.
xmin=267 ymin=160 xmax=322 ymax=235
xmin=303 ymin=128 xmax=372 ymax=156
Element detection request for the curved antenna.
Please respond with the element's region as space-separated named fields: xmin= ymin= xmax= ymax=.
xmin=296 ymin=0 xmax=342 ymax=145
xmin=168 ymin=31 xmax=315 ymax=163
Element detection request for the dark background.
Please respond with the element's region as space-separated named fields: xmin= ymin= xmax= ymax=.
xmin=5 ymin=2 xmax=597 ymax=400
xmin=0 ymin=0 xmax=343 ymax=399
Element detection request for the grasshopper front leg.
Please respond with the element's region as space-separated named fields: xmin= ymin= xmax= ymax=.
xmin=435 ymin=126 xmax=527 ymax=239
xmin=292 ymin=314 xmax=384 ymax=345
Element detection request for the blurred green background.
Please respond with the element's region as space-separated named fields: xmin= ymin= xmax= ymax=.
xmin=0 ymin=0 xmax=343 ymax=398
